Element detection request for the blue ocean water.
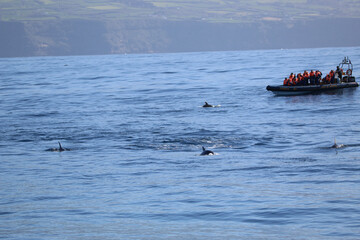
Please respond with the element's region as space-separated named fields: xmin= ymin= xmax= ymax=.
xmin=1 ymin=47 xmax=360 ymax=239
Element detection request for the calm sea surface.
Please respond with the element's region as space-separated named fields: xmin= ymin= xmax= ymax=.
xmin=1 ymin=47 xmax=360 ymax=239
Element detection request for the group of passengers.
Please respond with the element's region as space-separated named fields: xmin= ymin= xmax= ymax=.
xmin=283 ymin=66 xmax=343 ymax=86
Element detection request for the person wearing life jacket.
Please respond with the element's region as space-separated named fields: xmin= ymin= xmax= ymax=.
xmin=293 ymin=77 xmax=298 ymax=85
xmin=288 ymin=73 xmax=294 ymax=84
xmin=324 ymin=74 xmax=331 ymax=84
xmin=335 ymin=66 xmax=343 ymax=81
xmin=309 ymin=70 xmax=315 ymax=85
xmin=301 ymin=73 xmax=306 ymax=85
xmin=283 ymin=77 xmax=289 ymax=86
xmin=296 ymin=73 xmax=303 ymax=85
xmin=321 ymin=75 xmax=326 ymax=84
xmin=329 ymin=70 xmax=335 ymax=83
xmin=286 ymin=78 xmax=293 ymax=86
xmin=303 ymin=71 xmax=309 ymax=85
xmin=289 ymin=78 xmax=294 ymax=86
xmin=289 ymin=73 xmax=295 ymax=80
xmin=315 ymin=71 xmax=322 ymax=85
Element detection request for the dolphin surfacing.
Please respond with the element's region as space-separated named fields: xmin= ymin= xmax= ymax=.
xmin=46 ymin=142 xmax=70 ymax=152
xmin=200 ymin=146 xmax=214 ymax=156
xmin=202 ymin=102 xmax=221 ymax=108
xmin=203 ymin=102 xmax=214 ymax=108
xmin=331 ymin=138 xmax=345 ymax=149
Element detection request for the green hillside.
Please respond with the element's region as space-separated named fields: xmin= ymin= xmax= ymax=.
xmin=1 ymin=0 xmax=360 ymax=23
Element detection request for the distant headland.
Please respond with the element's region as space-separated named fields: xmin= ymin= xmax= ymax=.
xmin=1 ymin=0 xmax=359 ymax=57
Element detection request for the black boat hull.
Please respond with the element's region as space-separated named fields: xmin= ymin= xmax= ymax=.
xmin=266 ymin=82 xmax=359 ymax=96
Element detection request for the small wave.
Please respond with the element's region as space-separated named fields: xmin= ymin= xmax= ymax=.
xmin=197 ymin=153 xmax=220 ymax=156
xmin=0 ymin=211 xmax=14 ymax=215
xmin=298 ymin=168 xmax=325 ymax=173
xmin=327 ymin=199 xmax=360 ymax=204
xmin=335 ymin=167 xmax=360 ymax=172
xmin=162 ymin=71 xmax=178 ymax=74
xmin=15 ymin=71 xmax=36 ymax=75
xmin=130 ymin=171 xmax=156 ymax=176
xmin=17 ymin=139 xmax=34 ymax=143
xmin=80 ymin=76 xmax=117 ymax=80
xmin=220 ymin=166 xmax=277 ymax=172
xmin=343 ymin=143 xmax=360 ymax=148
xmin=23 ymin=111 xmax=59 ymax=118
xmin=286 ymin=157 xmax=318 ymax=162
xmin=64 ymin=209 xmax=96 ymax=216
xmin=290 ymin=179 xmax=360 ymax=184
xmin=208 ymin=69 xmax=232 ymax=74
xmin=114 ymin=211 xmax=238 ymax=222
xmin=251 ymin=207 xmax=317 ymax=222
xmin=33 ymin=196 xmax=65 ymax=201
xmin=34 ymin=82 xmax=53 ymax=86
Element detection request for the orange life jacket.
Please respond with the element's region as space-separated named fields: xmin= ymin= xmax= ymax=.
xmin=297 ymin=74 xmax=303 ymax=81
xmin=325 ymin=74 xmax=331 ymax=83
xmin=283 ymin=78 xmax=289 ymax=86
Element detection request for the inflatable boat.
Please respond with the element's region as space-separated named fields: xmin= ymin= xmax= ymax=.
xmin=266 ymin=82 xmax=358 ymax=96
xmin=267 ymin=57 xmax=358 ymax=96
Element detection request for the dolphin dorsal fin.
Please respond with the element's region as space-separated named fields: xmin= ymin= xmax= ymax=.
xmin=202 ymin=146 xmax=205 ymax=151
xmin=58 ymin=142 xmax=64 ymax=151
